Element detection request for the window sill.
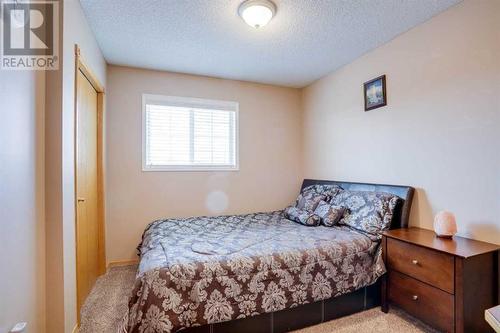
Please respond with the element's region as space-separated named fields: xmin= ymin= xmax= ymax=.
xmin=142 ymin=165 xmax=239 ymax=172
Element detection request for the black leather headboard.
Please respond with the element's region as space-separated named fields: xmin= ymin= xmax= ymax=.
xmin=301 ymin=179 xmax=415 ymax=229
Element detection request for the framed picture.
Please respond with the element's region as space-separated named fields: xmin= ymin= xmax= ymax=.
xmin=364 ymin=75 xmax=387 ymax=111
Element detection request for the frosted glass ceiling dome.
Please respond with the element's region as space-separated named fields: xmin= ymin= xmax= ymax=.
xmin=238 ymin=0 xmax=277 ymax=29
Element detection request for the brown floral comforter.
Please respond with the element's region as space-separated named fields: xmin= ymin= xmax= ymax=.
xmin=121 ymin=211 xmax=386 ymax=333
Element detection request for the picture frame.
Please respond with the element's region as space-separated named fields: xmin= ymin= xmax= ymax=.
xmin=364 ymin=75 xmax=387 ymax=111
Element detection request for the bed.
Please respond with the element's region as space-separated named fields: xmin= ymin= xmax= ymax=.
xmin=121 ymin=179 xmax=414 ymax=333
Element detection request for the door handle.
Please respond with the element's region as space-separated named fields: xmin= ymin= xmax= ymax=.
xmin=77 ymin=197 xmax=86 ymax=203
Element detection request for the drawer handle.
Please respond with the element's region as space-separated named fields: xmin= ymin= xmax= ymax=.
xmin=411 ymin=259 xmax=419 ymax=265
xmin=412 ymin=295 xmax=419 ymax=301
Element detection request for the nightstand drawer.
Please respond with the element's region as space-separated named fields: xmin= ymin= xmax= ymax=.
xmin=388 ymin=271 xmax=454 ymax=332
xmin=387 ymin=238 xmax=454 ymax=293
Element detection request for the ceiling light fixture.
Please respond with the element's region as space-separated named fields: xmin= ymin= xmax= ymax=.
xmin=238 ymin=0 xmax=276 ymax=29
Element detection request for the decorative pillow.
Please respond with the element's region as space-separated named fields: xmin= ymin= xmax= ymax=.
xmin=301 ymin=184 xmax=343 ymax=200
xmin=284 ymin=206 xmax=321 ymax=226
xmin=331 ymin=190 xmax=400 ymax=237
xmin=294 ymin=184 xmax=343 ymax=212
xmin=295 ymin=191 xmax=327 ymax=212
xmin=314 ymin=200 xmax=346 ymax=227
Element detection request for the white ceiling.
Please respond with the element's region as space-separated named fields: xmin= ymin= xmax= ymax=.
xmin=80 ymin=0 xmax=461 ymax=88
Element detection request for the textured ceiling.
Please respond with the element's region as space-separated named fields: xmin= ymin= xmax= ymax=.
xmin=80 ymin=0 xmax=461 ymax=88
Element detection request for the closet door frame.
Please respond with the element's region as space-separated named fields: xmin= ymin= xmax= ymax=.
xmin=74 ymin=44 xmax=106 ymax=324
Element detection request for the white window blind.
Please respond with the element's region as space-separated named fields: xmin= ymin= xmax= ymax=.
xmin=142 ymin=94 xmax=238 ymax=171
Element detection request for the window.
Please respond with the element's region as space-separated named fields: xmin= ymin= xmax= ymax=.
xmin=142 ymin=94 xmax=239 ymax=171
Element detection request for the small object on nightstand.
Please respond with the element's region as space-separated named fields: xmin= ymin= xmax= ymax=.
xmin=486 ymin=305 xmax=500 ymax=332
xmin=381 ymin=227 xmax=500 ymax=333
xmin=9 ymin=322 xmax=27 ymax=333
xmin=433 ymin=211 xmax=457 ymax=238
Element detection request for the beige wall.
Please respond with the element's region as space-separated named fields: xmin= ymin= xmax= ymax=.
xmin=45 ymin=62 xmax=65 ymax=333
xmin=106 ymin=65 xmax=303 ymax=262
xmin=0 ymin=72 xmax=46 ymax=332
xmin=45 ymin=0 xmax=107 ymax=331
xmin=302 ymin=0 xmax=500 ymax=244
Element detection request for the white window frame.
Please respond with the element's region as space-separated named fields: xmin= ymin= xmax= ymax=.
xmin=142 ymin=94 xmax=239 ymax=172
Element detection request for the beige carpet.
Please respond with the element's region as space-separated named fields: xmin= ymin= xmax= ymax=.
xmin=79 ymin=265 xmax=137 ymax=333
xmin=291 ymin=306 xmax=437 ymax=333
xmin=79 ymin=265 xmax=437 ymax=333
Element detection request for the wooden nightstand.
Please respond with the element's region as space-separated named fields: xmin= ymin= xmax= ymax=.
xmin=381 ymin=227 xmax=500 ymax=333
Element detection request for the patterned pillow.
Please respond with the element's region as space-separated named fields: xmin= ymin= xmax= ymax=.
xmin=294 ymin=184 xmax=343 ymax=212
xmin=301 ymin=184 xmax=343 ymax=200
xmin=295 ymin=191 xmax=327 ymax=212
xmin=331 ymin=190 xmax=400 ymax=237
xmin=284 ymin=206 xmax=321 ymax=226
xmin=314 ymin=200 xmax=346 ymax=227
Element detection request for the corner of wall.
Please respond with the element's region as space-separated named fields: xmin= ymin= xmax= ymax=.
xmin=45 ymin=0 xmax=108 ymax=331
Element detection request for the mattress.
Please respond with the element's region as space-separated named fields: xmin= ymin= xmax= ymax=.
xmin=122 ymin=210 xmax=386 ymax=333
